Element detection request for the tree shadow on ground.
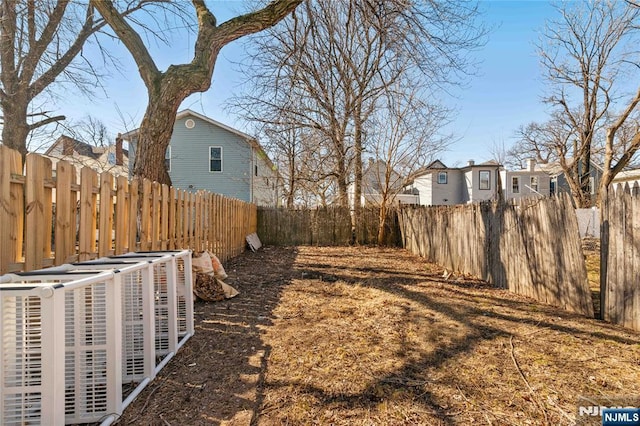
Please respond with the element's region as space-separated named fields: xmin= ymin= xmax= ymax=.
xmin=115 ymin=246 xmax=299 ymax=426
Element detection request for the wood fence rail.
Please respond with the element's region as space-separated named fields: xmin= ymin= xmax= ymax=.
xmin=0 ymin=145 xmax=257 ymax=274
xmin=601 ymin=183 xmax=640 ymax=331
xmin=257 ymin=206 xmax=401 ymax=246
xmin=399 ymin=194 xmax=594 ymax=317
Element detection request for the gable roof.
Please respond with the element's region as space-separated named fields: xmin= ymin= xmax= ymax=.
xmin=473 ymin=160 xmax=500 ymax=167
xmin=45 ymin=135 xmax=99 ymax=159
xmin=426 ymin=159 xmax=448 ymax=169
xmin=44 ymin=135 xmax=129 ymax=159
xmin=612 ymin=168 xmax=640 ymax=182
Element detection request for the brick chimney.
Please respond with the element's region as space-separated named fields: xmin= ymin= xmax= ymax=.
xmin=115 ymin=134 xmax=123 ymax=166
xmin=62 ymin=136 xmax=74 ymax=156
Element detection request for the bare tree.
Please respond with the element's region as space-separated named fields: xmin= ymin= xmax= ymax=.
xmin=538 ymin=0 xmax=640 ymax=206
xmin=367 ymin=84 xmax=451 ymax=244
xmin=91 ymin=0 xmax=303 ymax=185
xmin=0 ymin=0 xmax=153 ymax=159
xmin=230 ymin=0 xmax=484 ymax=223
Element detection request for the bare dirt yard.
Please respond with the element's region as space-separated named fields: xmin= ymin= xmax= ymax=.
xmin=115 ymin=246 xmax=640 ymax=426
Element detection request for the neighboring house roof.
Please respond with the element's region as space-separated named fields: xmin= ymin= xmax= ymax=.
xmin=426 ymin=160 xmax=448 ymax=169
xmin=362 ymin=159 xmax=403 ymax=193
xmin=477 ymin=160 xmax=500 ymax=167
xmin=536 ymin=159 xmax=604 ymax=176
xmin=407 ymin=159 xmax=502 ymax=183
xmin=45 ymin=135 xmax=129 ymax=160
xmin=612 ymin=168 xmax=640 ymax=182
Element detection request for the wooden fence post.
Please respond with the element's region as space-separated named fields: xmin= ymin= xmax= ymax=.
xmin=25 ymin=154 xmax=53 ymax=270
xmin=115 ymin=175 xmax=129 ymax=255
xmin=78 ymin=167 xmax=98 ymax=261
xmin=128 ymin=179 xmax=139 ymax=252
xmin=168 ymin=187 xmax=176 ymax=250
xmin=140 ymin=179 xmax=152 ymax=251
xmin=161 ymin=184 xmax=169 ymax=251
xmin=151 ymin=181 xmax=161 ymax=251
xmin=98 ymin=172 xmax=114 ymax=257
xmin=0 ymin=146 xmax=23 ymax=274
xmin=54 ymin=160 xmax=76 ymax=265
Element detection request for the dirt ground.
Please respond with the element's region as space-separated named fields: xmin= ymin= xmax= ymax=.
xmin=115 ymin=245 xmax=640 ymax=426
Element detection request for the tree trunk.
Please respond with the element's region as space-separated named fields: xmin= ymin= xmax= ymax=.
xmin=579 ymin=149 xmax=592 ymax=207
xmin=132 ymin=90 xmax=185 ymax=185
xmin=1 ymin=96 xmax=30 ymax=160
xmin=353 ymin=108 xmax=363 ymax=243
xmin=377 ymin=202 xmax=387 ymax=245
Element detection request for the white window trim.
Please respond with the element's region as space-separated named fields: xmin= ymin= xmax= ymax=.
xmin=437 ymin=171 xmax=448 ymax=184
xmin=209 ymin=146 xmax=223 ymax=173
xmin=512 ymin=176 xmax=520 ymax=193
xmin=479 ymin=170 xmax=491 ymax=190
xmin=530 ymin=175 xmax=539 ymax=192
xmin=165 ymin=146 xmax=171 ymax=172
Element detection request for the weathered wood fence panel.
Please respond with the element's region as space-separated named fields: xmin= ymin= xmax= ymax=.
xmin=257 ymin=206 xmax=400 ymax=246
xmin=601 ymin=184 xmax=640 ymax=331
xmin=399 ymin=194 xmax=594 ymax=317
xmin=0 ymin=146 xmax=257 ymax=274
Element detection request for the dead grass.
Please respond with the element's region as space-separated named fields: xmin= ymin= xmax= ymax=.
xmin=116 ymin=245 xmax=640 ymax=426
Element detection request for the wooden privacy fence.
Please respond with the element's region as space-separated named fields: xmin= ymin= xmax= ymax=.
xmin=257 ymin=206 xmax=401 ymax=246
xmin=399 ymin=194 xmax=594 ymax=317
xmin=0 ymin=145 xmax=257 ymax=274
xmin=601 ymin=183 xmax=640 ymax=331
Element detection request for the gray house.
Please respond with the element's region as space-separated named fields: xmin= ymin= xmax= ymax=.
xmin=499 ymin=159 xmax=550 ymax=200
xmin=404 ymin=160 xmax=502 ymax=206
xmin=537 ymin=160 xmax=603 ymax=204
xmin=125 ymin=110 xmax=281 ymax=206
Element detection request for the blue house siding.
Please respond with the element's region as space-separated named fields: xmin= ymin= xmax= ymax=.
xmin=168 ymin=115 xmax=252 ymax=201
xmin=124 ymin=110 xmax=281 ymax=206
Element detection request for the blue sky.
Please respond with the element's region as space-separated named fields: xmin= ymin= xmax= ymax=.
xmin=62 ymin=1 xmax=558 ymax=166
xmin=439 ymin=0 xmax=556 ymax=166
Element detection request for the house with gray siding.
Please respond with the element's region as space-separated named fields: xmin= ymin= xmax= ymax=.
xmin=124 ymin=110 xmax=281 ymax=206
xmin=537 ymin=159 xmax=603 ymax=205
xmin=404 ymin=160 xmax=501 ymax=206
xmin=499 ymin=159 xmax=550 ymax=200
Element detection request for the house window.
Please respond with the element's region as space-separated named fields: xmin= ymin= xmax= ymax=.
xmin=165 ymin=146 xmax=171 ymax=172
xmin=550 ymin=179 xmax=556 ymax=194
xmin=589 ymin=176 xmax=595 ymax=195
xmin=512 ymin=176 xmax=520 ymax=193
xmin=255 ymin=165 xmax=258 ymax=176
xmin=437 ymin=171 xmax=448 ymax=184
xmin=479 ymin=170 xmax=491 ymax=190
xmin=209 ymin=146 xmax=222 ymax=172
xmin=107 ymin=152 xmax=116 ymax=165
xmin=530 ymin=176 xmax=538 ymax=192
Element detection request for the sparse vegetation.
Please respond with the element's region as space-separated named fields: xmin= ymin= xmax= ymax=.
xmin=117 ymin=245 xmax=640 ymax=425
